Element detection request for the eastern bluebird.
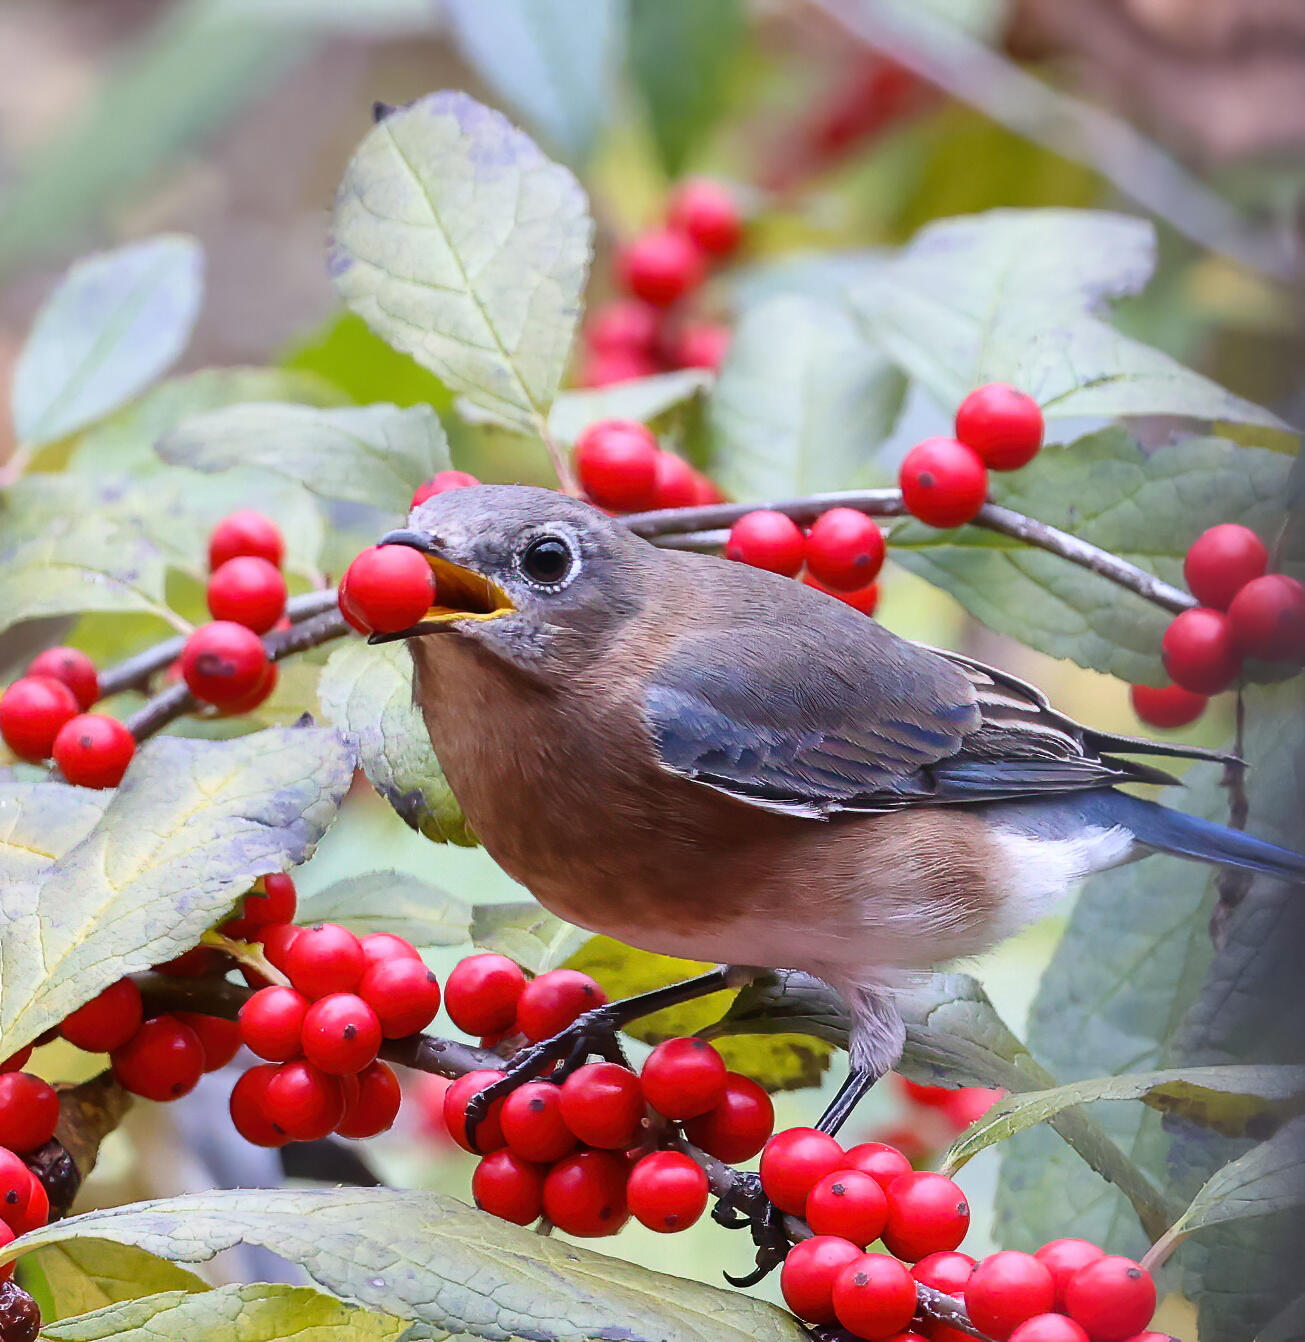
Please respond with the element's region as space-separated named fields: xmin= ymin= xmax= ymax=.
xmin=377 ymin=485 xmax=1304 ymax=1137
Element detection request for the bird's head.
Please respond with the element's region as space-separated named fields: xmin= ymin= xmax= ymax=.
xmin=373 ymin=484 xmax=649 ymax=676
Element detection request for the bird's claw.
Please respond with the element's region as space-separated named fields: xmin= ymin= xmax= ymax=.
xmin=714 ymin=1171 xmax=790 ymax=1287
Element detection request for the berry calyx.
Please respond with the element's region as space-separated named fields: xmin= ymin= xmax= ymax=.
xmin=1183 ymin=524 xmax=1267 ymax=611
xmin=301 ymin=993 xmax=382 ymax=1075
xmin=780 ymin=1234 xmax=864 ymax=1324
xmin=111 ymin=1017 xmax=205 ymax=1103
xmin=667 ymin=178 xmax=743 ymax=257
xmin=1062 ymin=1256 xmax=1155 ymax=1341
xmin=541 ymin=1149 xmax=630 ymax=1237
xmin=1129 ymin=683 xmax=1207 ymax=730
xmin=899 ymin=438 xmax=988 ymax=528
xmin=206 ymin=556 xmax=287 ymax=634
xmin=262 ymin=1060 xmax=345 ymax=1142
xmin=1227 ymin=574 xmax=1305 ymax=663
xmin=805 ymin=1167 xmax=889 ymax=1247
xmin=59 ymin=978 xmax=143 ymax=1053
xmin=1008 ymin=1316 xmax=1090 ymax=1342
xmin=239 ymin=985 xmax=310 ymax=1061
xmin=724 ymin=510 xmax=806 ymax=576
xmin=966 ymin=1250 xmax=1057 ymax=1339
xmin=335 ymin=1061 xmax=402 ymax=1139
xmin=640 ymin=1037 xmax=727 ymax=1119
xmin=760 ymin=1127 xmax=846 ymax=1215
xmin=954 ymin=384 xmax=1044 ymax=471
xmin=805 ymin=508 xmax=886 ymax=591
xmin=473 ymin=1148 xmax=546 ymax=1226
xmin=831 ymin=1252 xmax=918 ymax=1340
xmin=681 ymin=1072 xmax=774 ymax=1162
xmin=27 ymin=647 xmax=98 ymax=710
xmin=444 ymin=954 xmax=527 ymax=1037
xmin=617 ymin=230 xmax=706 ymax=307
xmin=229 ymin=1064 xmax=289 ymax=1147
xmin=1034 ymin=1238 xmax=1105 ymax=1308
xmin=209 ymin=511 xmax=284 ymax=571
xmin=0 ymin=676 xmax=79 ymax=762
xmin=180 ymin=622 xmax=269 ymax=708
xmin=500 ymin=1080 xmax=577 ymax=1163
xmin=339 ymin=546 xmax=436 ymax=635
xmin=411 ymin=470 xmax=479 ymax=507
xmin=51 ymin=714 xmax=135 ymax=789
xmin=358 ymin=957 xmax=441 ymax=1038
xmin=626 ymin=1151 xmax=709 ymax=1232
xmin=515 ymin=970 xmax=607 ymax=1042
xmin=443 ymin=1069 xmax=507 ymax=1153
xmin=881 ymin=1170 xmax=970 ymax=1261
xmin=1161 ymin=607 xmax=1241 ymax=694
xmin=559 ymin=1062 xmax=645 ymax=1149
xmin=284 ymin=923 xmax=365 ymax=1000
xmin=574 ymin=420 xmax=660 ymax=512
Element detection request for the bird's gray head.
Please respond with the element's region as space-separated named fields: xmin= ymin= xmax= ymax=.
xmin=375 ymin=484 xmax=649 ymax=676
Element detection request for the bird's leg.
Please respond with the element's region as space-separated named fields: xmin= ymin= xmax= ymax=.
xmin=713 ymin=1170 xmax=793 ymax=1287
xmin=465 ymin=965 xmax=756 ymax=1139
xmin=813 ymin=1064 xmax=882 ymax=1137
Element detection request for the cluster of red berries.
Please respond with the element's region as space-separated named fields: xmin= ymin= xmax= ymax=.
xmin=579 ymin=178 xmax=743 ymax=388
xmin=771 ymin=1127 xmax=1157 ymax=1341
xmin=0 ymin=1068 xmax=57 ymax=1278
xmin=574 ymin=419 xmax=721 ymax=514
xmin=868 ymin=1076 xmax=1004 ymax=1162
xmin=0 ymin=645 xmax=132 ymax=788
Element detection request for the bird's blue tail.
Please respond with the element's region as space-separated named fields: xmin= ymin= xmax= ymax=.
xmin=1078 ymin=789 xmax=1305 ymax=882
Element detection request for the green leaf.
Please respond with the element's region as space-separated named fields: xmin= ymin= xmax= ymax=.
xmin=0 ymin=783 xmax=110 ymax=883
xmin=299 ymin=871 xmax=470 ymax=948
xmin=891 ymin=430 xmax=1291 ymax=683
xmin=317 ymin=640 xmax=475 ymax=847
xmin=5 ymin=1189 xmax=808 ymax=1342
xmin=158 ymin=402 xmax=451 ymax=513
xmin=39 ymin=1283 xmax=406 ymax=1342
xmin=21 ymin=1242 xmax=205 ymax=1324
xmin=12 ymin=237 xmax=203 ymax=447
xmin=329 ymin=91 xmax=592 ymax=433
xmin=945 ymin=1066 xmax=1305 ymax=1172
xmin=855 ymin=208 xmax=1288 ymax=429
xmin=0 ymin=728 xmax=353 ymax=1059
xmin=443 ymin=0 xmax=622 ymax=165
xmin=628 ymin=0 xmax=745 ymax=176
xmin=470 ymin=901 xmax=590 ymax=974
xmin=707 ymin=294 xmax=905 ymax=501
xmin=544 ymin=369 xmax=713 ymax=446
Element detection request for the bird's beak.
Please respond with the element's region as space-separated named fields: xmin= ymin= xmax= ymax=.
xmin=366 ymin=529 xmax=515 ymax=644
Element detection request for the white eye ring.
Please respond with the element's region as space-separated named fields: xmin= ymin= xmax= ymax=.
xmin=517 ymin=532 xmax=579 ymax=589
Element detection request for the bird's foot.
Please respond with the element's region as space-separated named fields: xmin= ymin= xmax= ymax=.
xmin=713 ymin=1171 xmax=791 ymax=1287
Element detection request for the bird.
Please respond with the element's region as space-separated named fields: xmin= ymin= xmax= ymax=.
xmin=375 ymin=483 xmax=1305 ymax=1139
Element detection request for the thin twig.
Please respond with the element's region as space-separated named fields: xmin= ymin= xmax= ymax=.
xmin=537 ymin=417 xmax=581 ymax=497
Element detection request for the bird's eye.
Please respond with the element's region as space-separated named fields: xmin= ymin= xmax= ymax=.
xmin=519 ymin=535 xmax=574 ymax=587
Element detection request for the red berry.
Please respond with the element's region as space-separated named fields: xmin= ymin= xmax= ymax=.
xmin=51 ymin=714 xmax=134 ymax=789
xmin=1183 ymin=524 xmax=1267 ymax=610
xmin=285 ymin=923 xmax=365 ymax=1000
xmin=301 ymin=993 xmax=382 ymax=1075
xmin=942 ymin=1086 xmax=1004 ymax=1129
xmin=760 ymin=1127 xmax=846 ymax=1215
xmin=358 ymin=958 xmax=440 ymax=1038
xmin=262 ymin=1060 xmax=345 ymax=1142
xmin=1008 ymin=1317 xmax=1090 ymax=1342
xmin=209 ymin=511 xmax=284 ymax=570
xmin=618 ymin=230 xmax=706 ymax=307
xmin=1034 ymin=1238 xmax=1105 ymax=1309
xmin=335 ymin=1060 xmax=402 ymax=1138
xmin=806 ymin=1168 xmax=889 ymax=1247
xmin=0 ymin=676 xmax=78 ymax=761
xmin=954 ymin=384 xmax=1044 ymax=471
xmin=559 ymin=1062 xmax=645 ymax=1149
xmin=241 ymin=874 xmax=297 ymax=930
xmin=258 ymin=922 xmax=303 ymax=976
xmin=682 ymin=1072 xmax=774 ymax=1162
xmin=667 ymin=178 xmax=743 ymax=257
xmin=574 ymin=420 xmax=660 ymax=512
xmin=967 ymin=1251 xmax=1056 ymax=1339
xmin=882 ymin=1170 xmax=970 ymax=1261
xmin=578 ymin=348 xmax=661 ymax=388
xmin=780 ymin=1234 xmax=864 ymax=1324
xmin=1129 ymin=683 xmax=1207 ymax=730
xmin=218 ymin=660 xmax=277 ymax=716
xmin=0 ymin=1050 xmax=32 ymax=1074
xmin=0 ymin=1223 xmax=14 ymax=1282
xmin=1161 ymin=608 xmax=1241 ymax=694
xmin=60 ymin=979 xmax=143 ymax=1053
xmin=360 ymin=932 xmax=422 ymax=969
xmin=229 ymin=1063 xmax=289 ymax=1147
xmin=587 ymin=300 xmax=661 ymax=356
xmin=180 ymin=622 xmax=269 ymax=709
xmin=157 ymin=946 xmax=224 ymax=979
xmin=640 ymin=1038 xmax=727 ymax=1119
xmin=173 ymin=1012 xmax=241 ymax=1071
xmin=627 ymin=1151 xmax=709 ymax=1233
xmin=832 ymin=1252 xmax=918 ymax=1340
xmin=515 ymin=969 xmax=607 ymax=1042
xmin=0 ymin=1150 xmax=39 ymax=1234
xmin=911 ymin=1250 xmax=976 ymax=1295
xmin=724 ymin=510 xmax=806 ymax=576
xmin=1062 ymin=1256 xmax=1156 ymax=1341
xmin=443 ymin=1069 xmax=507 ymax=1153
xmin=650 ymin=451 xmax=701 ymax=509
xmin=541 ymin=1149 xmax=630 ymax=1237
xmin=670 ymin=322 xmax=731 ymax=372
xmin=473 ymin=1148 xmax=546 ymax=1225
xmin=1227 ymin=574 xmax=1305 ymax=662
xmin=445 ymin=954 xmax=527 ymax=1037
xmin=806 ymin=508 xmax=886 ymax=591
xmin=340 ymin=546 xmax=436 ymax=636
xmin=500 ymin=1080 xmax=576 ymax=1163
xmin=239 ymin=986 xmax=310 ymax=1062
xmin=411 ymin=470 xmax=479 ymax=508
xmin=27 ymin=647 xmax=98 ymax=710
xmin=111 ymin=1017 xmax=204 ymax=1103
xmin=804 ymin=573 xmax=880 ymax=615
xmin=206 ymin=557 xmax=287 ymax=634
xmin=899 ymin=438 xmax=988 ymax=528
